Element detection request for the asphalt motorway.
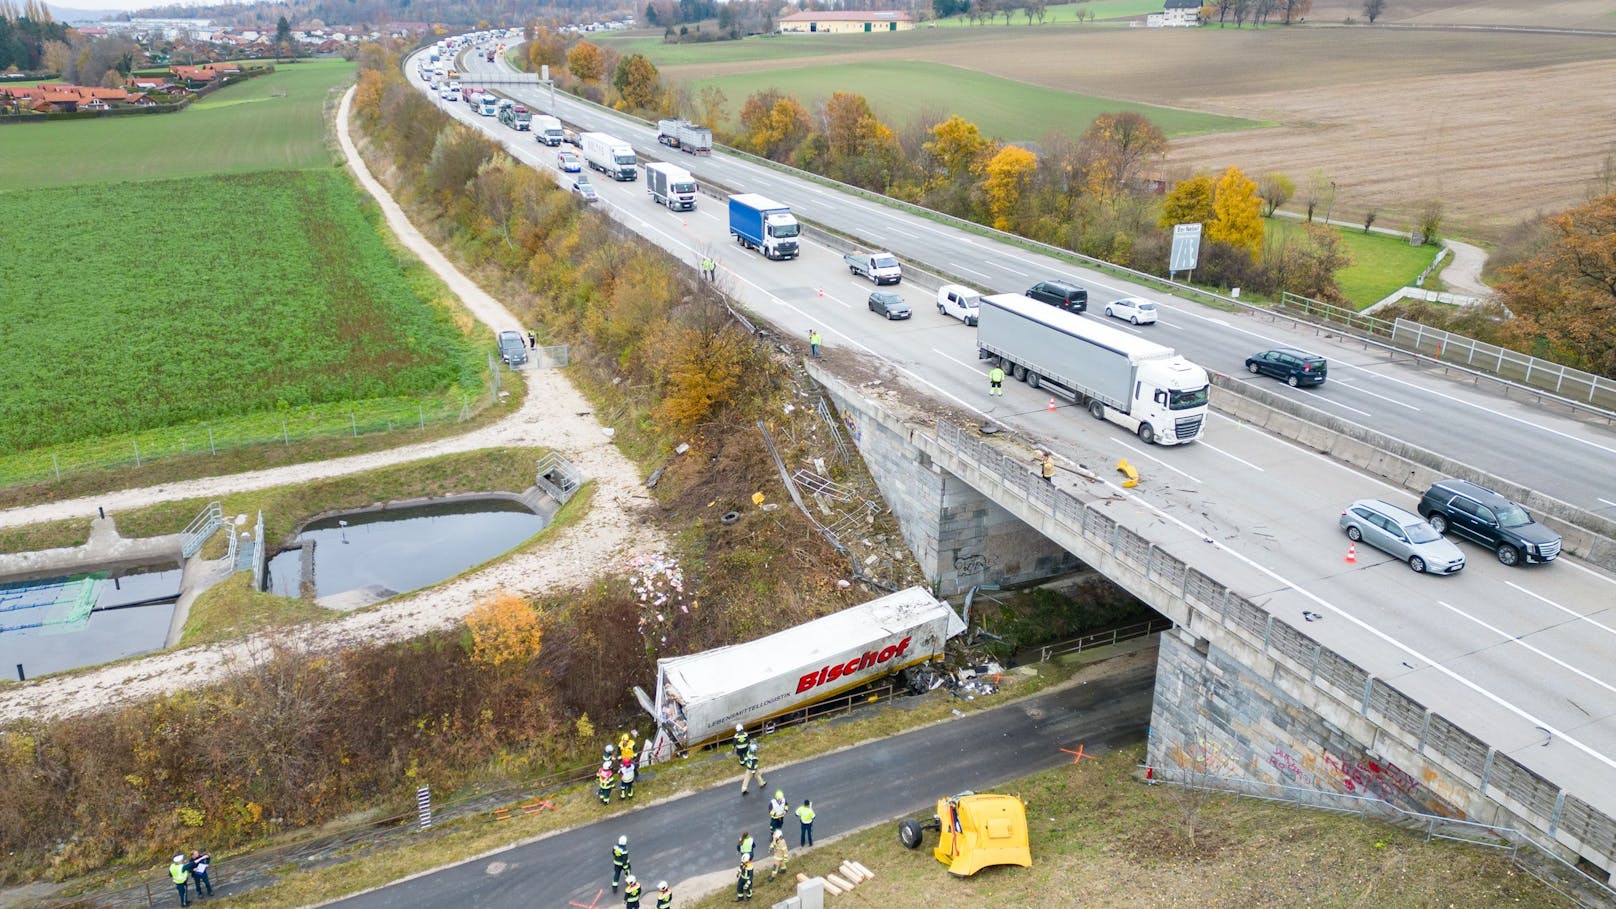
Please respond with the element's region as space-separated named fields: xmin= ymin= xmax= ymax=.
xmin=329 ymin=662 xmax=1155 ymax=908
xmin=408 ymin=54 xmax=1616 ymax=823
xmin=450 ymin=52 xmax=1616 ymax=521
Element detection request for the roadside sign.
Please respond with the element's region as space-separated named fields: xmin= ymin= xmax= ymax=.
xmin=1169 ymin=222 xmax=1202 ymax=275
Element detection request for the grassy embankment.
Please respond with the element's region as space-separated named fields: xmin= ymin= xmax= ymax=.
xmin=1267 ymin=218 xmax=1440 ymax=308
xmin=0 ymin=59 xmax=499 ymax=499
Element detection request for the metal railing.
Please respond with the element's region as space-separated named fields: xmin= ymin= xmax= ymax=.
xmin=930 ymin=418 xmax=1616 ymax=880
xmin=1037 ymin=617 xmax=1175 ymax=663
xmin=1393 ymin=320 xmax=1616 ymax=410
xmin=180 ymin=501 xmax=224 ymax=558
xmin=1145 ymin=767 xmax=1616 ymax=908
xmin=534 ymin=453 xmax=583 ymax=504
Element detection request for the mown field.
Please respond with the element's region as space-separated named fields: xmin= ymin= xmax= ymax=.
xmin=0 ymin=59 xmax=353 ymax=191
xmin=0 ymin=170 xmax=479 ymax=456
xmin=1267 ymin=219 xmax=1441 ymax=308
xmin=686 ymin=60 xmax=1259 ymax=140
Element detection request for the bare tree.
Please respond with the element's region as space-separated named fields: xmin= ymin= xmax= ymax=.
xmin=1363 ymin=0 xmax=1386 ymax=23
xmin=1362 ymin=209 xmax=1378 ymax=233
xmin=1258 ymin=171 xmax=1295 ymax=216
xmin=1280 ymin=0 xmax=1312 ymax=24
xmin=1587 ymin=147 xmax=1616 ymax=200
xmin=1417 ymin=199 xmax=1443 ymax=244
xmin=1300 ymin=169 xmax=1331 ymax=222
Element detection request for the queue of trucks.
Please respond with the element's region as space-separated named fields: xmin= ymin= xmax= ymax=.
xmin=408 ymin=51 xmax=1207 ymax=446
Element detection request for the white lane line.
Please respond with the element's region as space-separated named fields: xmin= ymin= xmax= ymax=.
xmin=1506 ymin=582 xmax=1616 ymax=637
xmin=1195 ymin=440 xmax=1265 ymax=472
xmin=1000 ymin=266 xmax=1028 ymax=278
xmin=1438 ymin=600 xmax=1616 ymax=696
xmin=1599 ymin=497 xmax=1616 ymax=509
xmin=1115 ymin=440 xmax=1201 ymax=483
xmin=1557 ymin=557 xmax=1616 ymax=587
xmin=954 ymin=264 xmax=991 ymax=278
xmin=933 ymin=349 xmax=990 ymax=376
xmin=1326 ymin=380 xmax=1421 ymax=411
xmin=1296 ymin=391 xmax=1372 ymax=418
xmin=888 ymin=227 xmax=919 ymax=239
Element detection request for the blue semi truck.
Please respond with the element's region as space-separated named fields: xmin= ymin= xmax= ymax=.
xmin=727 ymin=193 xmax=800 ymax=260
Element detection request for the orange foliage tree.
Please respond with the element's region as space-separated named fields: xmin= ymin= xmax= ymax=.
xmin=467 ymin=591 xmax=544 ymax=668
xmin=1496 ymin=192 xmax=1616 ymax=375
xmin=983 ymin=145 xmax=1038 ymax=232
xmin=566 ymin=40 xmax=604 ymax=82
xmin=1208 ymin=166 xmax=1264 ymax=259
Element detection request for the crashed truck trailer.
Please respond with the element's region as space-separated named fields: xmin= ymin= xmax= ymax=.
xmin=636 ymin=586 xmax=964 ymax=760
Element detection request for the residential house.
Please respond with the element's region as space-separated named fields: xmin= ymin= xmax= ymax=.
xmin=1147 ymin=0 xmax=1200 ymax=27
xmin=777 ymin=10 xmax=915 ymax=33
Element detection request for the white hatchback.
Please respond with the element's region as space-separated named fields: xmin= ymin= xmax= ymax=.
xmin=1104 ymin=297 xmax=1158 ymax=325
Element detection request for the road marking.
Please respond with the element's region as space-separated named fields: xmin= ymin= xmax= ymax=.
xmin=1295 ymin=390 xmax=1372 ymax=418
xmin=1114 ymin=440 xmax=1201 ymax=483
xmin=1599 ymin=497 xmax=1616 ymax=510
xmin=1194 ymin=440 xmax=1265 ymax=472
xmin=1000 ymin=266 xmax=1028 ymax=278
xmin=1506 ymin=582 xmax=1616 ymax=635
xmin=888 ymin=227 xmax=919 ymax=239
xmin=954 ymin=265 xmax=991 ymax=278
xmin=1324 ymin=380 xmax=1421 ymax=411
xmin=933 ymin=348 xmax=989 ymax=376
xmin=1438 ymin=600 xmax=1616 ymax=696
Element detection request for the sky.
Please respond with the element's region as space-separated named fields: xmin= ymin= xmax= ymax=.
xmin=49 ymin=0 xmax=205 ymax=18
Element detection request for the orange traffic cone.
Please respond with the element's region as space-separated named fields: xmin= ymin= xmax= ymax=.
xmin=817 ymin=287 xmax=824 ymax=298
xmin=1047 ymin=397 xmax=1056 ymax=412
xmin=1345 ymin=542 xmax=1357 ymax=564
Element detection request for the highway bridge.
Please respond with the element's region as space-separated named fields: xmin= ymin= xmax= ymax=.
xmin=417 ymin=49 xmax=1616 ymax=885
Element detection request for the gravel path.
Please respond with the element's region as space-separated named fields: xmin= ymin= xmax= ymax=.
xmin=0 ymin=88 xmax=660 ymax=724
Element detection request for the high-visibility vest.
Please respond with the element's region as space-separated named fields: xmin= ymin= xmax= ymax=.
xmin=620 ymin=761 xmax=636 ymax=783
xmin=169 ymin=861 xmax=189 ymax=884
xmin=738 ymin=834 xmax=753 ymax=856
xmin=613 ymin=845 xmax=629 ymax=869
xmin=656 ymin=890 xmax=672 ymax=909
xmin=796 ymin=805 xmax=816 ymax=825
xmin=624 ymin=881 xmax=642 ymax=901
xmin=769 ymin=797 xmax=787 ymax=819
xmin=741 ymin=751 xmax=758 ymax=771
xmin=989 ymin=367 xmax=1004 ymax=382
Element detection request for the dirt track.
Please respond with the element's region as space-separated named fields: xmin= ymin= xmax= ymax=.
xmin=0 ymin=89 xmax=662 ymax=724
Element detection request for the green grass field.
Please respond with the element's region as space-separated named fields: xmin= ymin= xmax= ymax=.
xmin=0 ymin=170 xmax=480 ymax=456
xmin=1267 ymin=218 xmax=1439 ymax=308
xmin=688 ymin=60 xmax=1257 ymax=140
xmin=0 ymin=59 xmax=354 ymax=191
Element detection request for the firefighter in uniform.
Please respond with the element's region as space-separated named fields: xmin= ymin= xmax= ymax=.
xmin=768 ymin=790 xmax=788 ymax=833
xmin=768 ymin=828 xmax=790 ymax=880
xmin=597 ymin=761 xmax=618 ymax=805
xmin=738 ymin=741 xmax=766 ymax=795
xmin=732 ymin=724 xmax=750 ymax=762
xmin=735 ymin=857 xmax=754 ymax=902
xmin=619 ymin=755 xmax=636 ymax=800
xmin=611 ymin=835 xmax=631 ymax=892
xmin=622 ymin=874 xmax=643 ymax=909
xmin=654 ymin=881 xmax=672 ymax=909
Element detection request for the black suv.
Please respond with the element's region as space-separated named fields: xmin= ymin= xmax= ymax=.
xmin=1245 ymin=348 xmax=1327 ymax=387
xmin=498 ymin=330 xmax=529 ymax=367
xmin=1417 ymin=478 xmax=1561 ymax=566
xmin=1026 ymin=280 xmax=1087 ymax=313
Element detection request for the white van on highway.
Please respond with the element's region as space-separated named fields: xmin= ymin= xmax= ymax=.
xmin=936 ymin=284 xmax=981 ymax=326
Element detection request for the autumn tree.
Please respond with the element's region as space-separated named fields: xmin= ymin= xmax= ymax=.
xmin=613 ymin=53 xmax=661 ymax=111
xmin=1363 ymin=0 xmax=1385 ymax=22
xmin=697 ymin=84 xmax=727 ymax=128
xmin=982 ymin=145 xmax=1038 ymax=231
xmin=1078 ymin=111 xmax=1167 ymax=204
xmin=567 ymin=40 xmax=604 ymax=82
xmin=1159 ymin=174 xmax=1215 ymax=229
xmin=1279 ymin=0 xmax=1311 ymax=24
xmin=1268 ymin=224 xmax=1351 ymax=302
xmin=923 ymin=114 xmax=993 ymax=188
xmin=1209 ymin=166 xmax=1264 ymax=258
xmin=738 ymin=90 xmax=811 ymax=161
xmin=1495 ymin=193 xmax=1616 ymax=375
xmin=1257 ymin=172 xmax=1295 ymax=216
xmin=654 ymin=297 xmax=758 ymax=429
xmin=1299 ymin=169 xmax=1331 ymax=222
xmin=818 ymin=91 xmax=903 ymax=189
xmin=527 ymin=27 xmax=567 ymax=71
xmin=822 ymin=91 xmax=880 ymax=160
xmin=467 ymin=591 xmax=545 ymax=668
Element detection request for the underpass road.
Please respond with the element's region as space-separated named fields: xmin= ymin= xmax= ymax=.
xmin=415 ymin=55 xmax=1616 ymax=820
xmin=329 ymin=660 xmax=1155 ymax=908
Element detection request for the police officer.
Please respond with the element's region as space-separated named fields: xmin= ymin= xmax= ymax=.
xmin=623 ymin=873 xmax=643 ymax=909
xmin=795 ymin=799 xmax=816 ymax=847
xmin=739 ymin=741 xmax=766 ymax=796
xmin=169 ymin=854 xmax=193 ymax=907
xmin=989 ymin=364 xmax=1005 ymax=396
xmin=611 ymin=835 xmax=631 ymax=892
xmin=654 ymin=881 xmax=673 ymax=909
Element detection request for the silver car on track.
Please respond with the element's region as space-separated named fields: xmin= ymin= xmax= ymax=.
xmin=1340 ymin=499 xmax=1465 ymax=575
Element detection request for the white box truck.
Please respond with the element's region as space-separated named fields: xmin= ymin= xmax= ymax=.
xmin=977 ymin=292 xmax=1209 ymax=445
xmin=843 ymin=250 xmax=903 ymax=285
xmin=531 ymin=114 xmax=564 ymax=146
xmin=645 ymin=162 xmax=697 ymax=211
xmin=579 ymin=131 xmax=638 ymax=181
xmin=635 ymin=586 xmax=963 ymax=759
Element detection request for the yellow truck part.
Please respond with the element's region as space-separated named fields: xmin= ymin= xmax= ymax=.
xmin=900 ymin=791 xmax=1031 ymax=877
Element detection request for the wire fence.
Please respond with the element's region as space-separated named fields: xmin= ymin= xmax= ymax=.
xmin=1144 ymin=767 xmax=1616 ymax=909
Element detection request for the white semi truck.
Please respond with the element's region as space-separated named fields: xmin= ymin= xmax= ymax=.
xmin=644 ymin=161 xmax=698 ymax=211
xmin=531 ymin=115 xmax=565 ymax=146
xmin=635 ymin=586 xmax=963 ymax=759
xmin=579 ymin=131 xmax=638 ymax=181
xmin=977 ymin=292 xmax=1210 ymax=445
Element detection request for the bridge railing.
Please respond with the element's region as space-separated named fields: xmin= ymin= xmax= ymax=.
xmin=933 ymin=418 xmax=1616 ymax=881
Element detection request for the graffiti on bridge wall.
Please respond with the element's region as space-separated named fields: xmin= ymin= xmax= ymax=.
xmin=1267 ymin=744 xmax=1455 ymax=814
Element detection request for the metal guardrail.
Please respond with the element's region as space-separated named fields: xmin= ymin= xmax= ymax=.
xmin=1037 ymin=617 xmax=1175 ymax=663
xmin=930 ymin=418 xmax=1616 ymax=881
xmin=1392 ymin=319 xmax=1616 ymax=411
xmin=179 ymin=501 xmax=223 ymax=558
xmin=1145 ymin=767 xmax=1616 ymax=908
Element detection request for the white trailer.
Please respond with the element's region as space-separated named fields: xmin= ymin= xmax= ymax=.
xmin=636 ymin=586 xmax=963 ymax=759
xmin=579 ymin=131 xmax=638 ymax=181
xmin=977 ymin=292 xmax=1209 ymax=445
xmin=645 ymin=162 xmax=698 ymax=211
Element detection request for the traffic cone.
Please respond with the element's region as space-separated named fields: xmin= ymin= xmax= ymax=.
xmin=1047 ymin=397 xmax=1056 ymax=412
xmin=817 ymin=287 xmax=824 ymax=298
xmin=1345 ymin=542 xmax=1357 ymax=564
